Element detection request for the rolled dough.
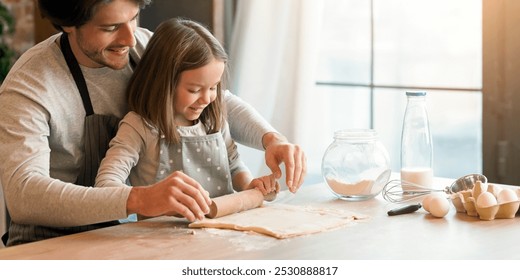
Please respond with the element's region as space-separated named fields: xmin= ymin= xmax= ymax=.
xmin=189 ymin=204 xmax=363 ymax=239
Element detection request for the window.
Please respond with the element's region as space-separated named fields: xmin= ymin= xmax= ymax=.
xmin=316 ymin=0 xmax=482 ymax=179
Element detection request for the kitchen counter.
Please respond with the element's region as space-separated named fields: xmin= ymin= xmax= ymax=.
xmin=0 ymin=176 xmax=519 ymax=260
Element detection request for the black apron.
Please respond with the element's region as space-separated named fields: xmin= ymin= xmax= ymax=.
xmin=5 ymin=33 xmax=125 ymax=246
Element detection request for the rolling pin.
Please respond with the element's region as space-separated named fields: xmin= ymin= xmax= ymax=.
xmin=206 ymin=188 xmax=277 ymax=219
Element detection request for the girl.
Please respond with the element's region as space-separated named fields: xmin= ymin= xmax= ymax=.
xmin=95 ymin=18 xmax=278 ymax=201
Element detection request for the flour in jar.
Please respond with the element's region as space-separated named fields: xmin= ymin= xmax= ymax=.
xmin=326 ymin=178 xmax=374 ymax=195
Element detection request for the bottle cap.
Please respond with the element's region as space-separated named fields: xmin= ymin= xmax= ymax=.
xmin=406 ymin=91 xmax=427 ymax=96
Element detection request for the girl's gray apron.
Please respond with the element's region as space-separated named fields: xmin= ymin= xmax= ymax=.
xmin=5 ymin=34 xmax=126 ymax=246
xmin=156 ymin=131 xmax=234 ymax=198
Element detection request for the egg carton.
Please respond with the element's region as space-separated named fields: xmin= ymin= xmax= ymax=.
xmin=450 ymin=181 xmax=520 ymax=220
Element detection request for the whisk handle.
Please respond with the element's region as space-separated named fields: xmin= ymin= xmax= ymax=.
xmin=387 ymin=203 xmax=422 ymax=216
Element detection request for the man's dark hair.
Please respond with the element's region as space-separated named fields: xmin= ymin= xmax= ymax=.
xmin=38 ymin=0 xmax=152 ymax=31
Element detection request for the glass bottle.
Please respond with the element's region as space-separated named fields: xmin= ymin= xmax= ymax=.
xmin=400 ymin=91 xmax=433 ymax=188
xmin=322 ymin=129 xmax=391 ymax=201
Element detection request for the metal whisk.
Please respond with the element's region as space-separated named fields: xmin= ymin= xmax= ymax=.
xmin=381 ymin=174 xmax=487 ymax=203
xmin=381 ymin=180 xmax=446 ymax=203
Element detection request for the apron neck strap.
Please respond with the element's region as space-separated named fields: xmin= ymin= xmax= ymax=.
xmin=59 ymin=33 xmax=95 ymax=116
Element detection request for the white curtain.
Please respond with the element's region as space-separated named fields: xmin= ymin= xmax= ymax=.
xmin=229 ymin=0 xmax=327 ymax=183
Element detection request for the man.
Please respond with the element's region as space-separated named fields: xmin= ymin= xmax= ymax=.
xmin=0 ymin=0 xmax=306 ymax=246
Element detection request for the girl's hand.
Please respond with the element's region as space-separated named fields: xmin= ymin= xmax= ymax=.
xmin=249 ymin=174 xmax=280 ymax=196
xmin=262 ymin=132 xmax=307 ymax=193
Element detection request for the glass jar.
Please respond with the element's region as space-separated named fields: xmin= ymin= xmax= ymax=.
xmin=322 ymin=129 xmax=391 ymax=201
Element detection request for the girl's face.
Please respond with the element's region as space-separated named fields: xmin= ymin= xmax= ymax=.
xmin=174 ymin=58 xmax=225 ymax=126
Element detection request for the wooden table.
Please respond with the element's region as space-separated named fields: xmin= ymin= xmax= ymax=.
xmin=0 ymin=176 xmax=519 ymax=260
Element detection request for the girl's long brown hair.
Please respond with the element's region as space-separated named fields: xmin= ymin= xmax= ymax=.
xmin=127 ymin=18 xmax=228 ymax=144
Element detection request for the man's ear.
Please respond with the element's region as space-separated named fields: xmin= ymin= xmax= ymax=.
xmin=62 ymin=26 xmax=74 ymax=33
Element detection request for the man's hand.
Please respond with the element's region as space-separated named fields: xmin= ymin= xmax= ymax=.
xmin=263 ymin=132 xmax=307 ymax=193
xmin=126 ymin=171 xmax=212 ymax=222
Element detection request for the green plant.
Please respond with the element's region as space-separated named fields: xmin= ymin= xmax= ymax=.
xmin=0 ymin=2 xmax=15 ymax=83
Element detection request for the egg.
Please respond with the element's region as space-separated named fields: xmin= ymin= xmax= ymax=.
xmin=487 ymin=184 xmax=502 ymax=198
xmin=422 ymin=194 xmax=434 ymax=212
xmin=496 ymin=188 xmax=518 ymax=204
xmin=422 ymin=193 xmax=443 ymax=213
xmin=476 ymin=192 xmax=498 ymax=208
xmin=428 ymin=196 xmax=450 ymax=218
